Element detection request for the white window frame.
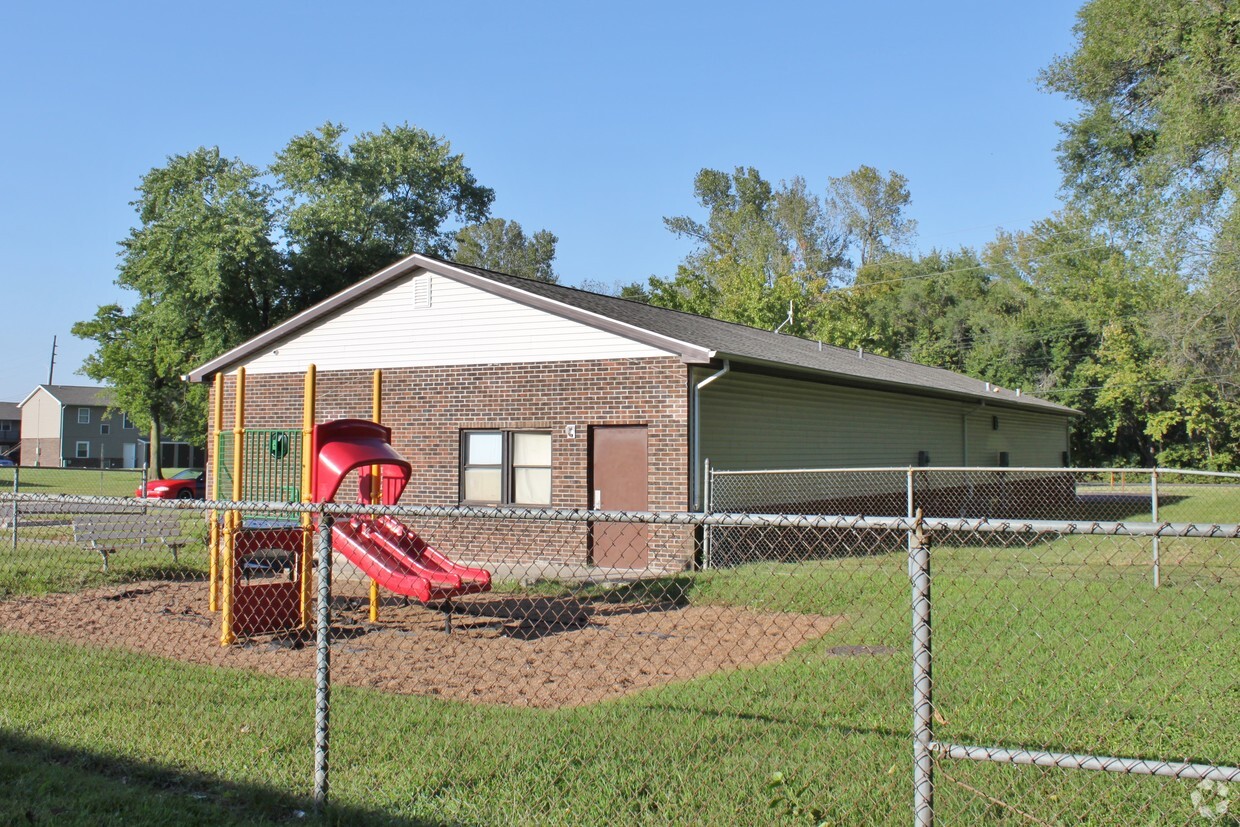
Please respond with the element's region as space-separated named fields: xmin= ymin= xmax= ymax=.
xmin=122 ymin=414 xmax=135 ymax=429
xmin=75 ymin=441 xmax=90 ymax=459
xmin=100 ymin=423 xmax=110 ymax=435
xmin=77 ymin=408 xmax=91 ymax=424
xmin=460 ymin=429 xmax=552 ymax=506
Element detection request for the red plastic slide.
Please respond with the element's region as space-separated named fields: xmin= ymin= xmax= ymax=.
xmin=331 ymin=514 xmax=491 ymax=604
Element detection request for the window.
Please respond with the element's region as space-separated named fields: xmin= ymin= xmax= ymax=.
xmin=75 ymin=441 xmax=90 ymax=459
xmin=77 ymin=408 xmax=91 ymax=424
xmin=122 ymin=414 xmax=134 ymax=430
xmin=100 ymin=424 xmax=110 ymax=435
xmin=0 ymin=422 xmax=9 ymax=434
xmin=461 ymin=430 xmax=551 ymax=505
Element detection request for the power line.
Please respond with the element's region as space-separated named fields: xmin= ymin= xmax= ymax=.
xmin=1031 ymin=372 xmax=1238 ymax=396
xmin=826 ymin=241 xmax=1119 ymax=293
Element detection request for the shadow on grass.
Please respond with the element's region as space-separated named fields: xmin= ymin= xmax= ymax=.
xmin=1070 ymin=492 xmax=1186 ymax=522
xmin=410 ymin=574 xmax=701 ymax=641
xmin=0 ymin=729 xmax=456 ymax=826
xmin=635 ymin=701 xmax=907 ymax=743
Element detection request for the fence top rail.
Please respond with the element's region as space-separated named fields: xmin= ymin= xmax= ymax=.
xmin=710 ymin=465 xmax=1240 ymax=480
xmin=8 ymin=493 xmax=1240 ymax=537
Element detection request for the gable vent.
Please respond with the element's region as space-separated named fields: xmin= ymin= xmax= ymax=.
xmin=412 ymin=274 xmax=432 ymax=309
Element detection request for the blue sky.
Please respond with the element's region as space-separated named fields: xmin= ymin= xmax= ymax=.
xmin=0 ymin=0 xmax=1084 ymax=402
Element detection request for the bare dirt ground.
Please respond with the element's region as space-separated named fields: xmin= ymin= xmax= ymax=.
xmin=0 ymin=581 xmax=841 ymax=709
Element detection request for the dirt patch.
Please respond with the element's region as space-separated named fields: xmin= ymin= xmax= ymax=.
xmin=0 ymin=581 xmax=841 ymax=709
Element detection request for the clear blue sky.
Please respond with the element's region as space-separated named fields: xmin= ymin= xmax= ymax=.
xmin=0 ymin=0 xmax=1084 ymax=403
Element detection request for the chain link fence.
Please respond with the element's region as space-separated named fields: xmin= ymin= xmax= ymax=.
xmin=0 ymin=474 xmax=1236 ymax=824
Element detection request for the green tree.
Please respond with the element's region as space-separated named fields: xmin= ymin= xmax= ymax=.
xmin=78 ymin=123 xmax=502 ymax=458
xmin=73 ymin=147 xmax=280 ymax=475
xmin=454 ymin=218 xmax=558 ymax=282
xmin=650 ymin=167 xmax=848 ymax=332
xmin=1042 ymin=0 xmax=1240 ymax=238
xmin=827 ymin=166 xmax=918 ymax=266
xmin=1042 ymin=1 xmax=1240 ymax=467
xmin=272 ymin=122 xmax=494 ymax=307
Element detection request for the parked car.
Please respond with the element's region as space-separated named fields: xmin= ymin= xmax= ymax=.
xmin=136 ymin=468 xmax=206 ymax=499
xmin=0 ymin=457 xmax=15 ymax=467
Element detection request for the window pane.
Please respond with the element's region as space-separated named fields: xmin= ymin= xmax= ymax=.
xmin=513 ymin=468 xmax=551 ymax=505
xmin=512 ymin=432 xmax=551 ymax=466
xmin=464 ymin=468 xmax=501 ymax=502
xmin=466 ymin=432 xmax=502 ymax=465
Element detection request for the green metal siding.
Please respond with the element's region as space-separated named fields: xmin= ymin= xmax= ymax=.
xmin=700 ymin=371 xmax=1070 ymax=473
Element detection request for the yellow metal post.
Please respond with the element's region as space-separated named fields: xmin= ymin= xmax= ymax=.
xmin=300 ymin=365 xmax=316 ymax=629
xmin=221 ymin=367 xmax=245 ymax=646
xmin=369 ymin=369 xmax=382 ymax=622
xmin=209 ymin=373 xmax=224 ymax=612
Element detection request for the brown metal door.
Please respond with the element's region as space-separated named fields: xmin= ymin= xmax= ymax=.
xmin=590 ymin=425 xmax=648 ymax=568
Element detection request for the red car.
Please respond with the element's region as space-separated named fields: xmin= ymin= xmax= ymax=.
xmin=136 ymin=469 xmax=206 ymax=499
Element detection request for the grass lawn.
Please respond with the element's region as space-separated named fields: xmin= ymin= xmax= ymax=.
xmin=1 ymin=531 xmax=1236 ymax=825
xmin=0 ymin=486 xmax=1235 ymax=824
xmin=2 ymin=467 xmax=144 ymax=497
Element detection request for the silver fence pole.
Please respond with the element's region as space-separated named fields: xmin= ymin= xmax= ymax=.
xmin=906 ymin=468 xmax=915 ymax=553
xmin=9 ymin=465 xmax=17 ymax=552
xmin=910 ymin=507 xmax=934 ymax=826
xmin=314 ymin=513 xmax=333 ymax=809
xmin=1150 ymin=470 xmax=1160 ymax=589
xmin=702 ymin=458 xmax=712 ymax=569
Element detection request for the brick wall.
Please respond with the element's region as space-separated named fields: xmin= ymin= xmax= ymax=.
xmin=208 ymin=357 xmax=694 ymax=572
xmin=18 ymin=438 xmax=60 ymax=467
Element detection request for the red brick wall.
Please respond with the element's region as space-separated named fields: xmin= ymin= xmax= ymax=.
xmin=208 ymin=357 xmax=694 ymax=571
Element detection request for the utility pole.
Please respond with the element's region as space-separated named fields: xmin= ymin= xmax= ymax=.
xmin=48 ymin=335 xmax=58 ymax=385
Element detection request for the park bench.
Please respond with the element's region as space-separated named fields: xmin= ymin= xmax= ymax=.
xmin=73 ymin=512 xmax=195 ymax=572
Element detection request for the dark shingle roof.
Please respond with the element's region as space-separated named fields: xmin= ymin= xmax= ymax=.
xmin=443 ymin=260 xmax=1077 ymax=415
xmin=191 ymin=254 xmax=1076 ymax=416
xmin=0 ymin=402 xmax=19 ymax=420
xmin=25 ymin=385 xmax=114 ymax=408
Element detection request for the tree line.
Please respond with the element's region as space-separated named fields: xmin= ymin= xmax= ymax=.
xmin=76 ymin=0 xmax=1240 ymax=473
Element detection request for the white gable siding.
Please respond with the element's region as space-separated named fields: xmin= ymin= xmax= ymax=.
xmin=237 ymin=272 xmax=671 ymax=374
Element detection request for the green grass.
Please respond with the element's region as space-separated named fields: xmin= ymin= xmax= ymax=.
xmin=1 ymin=531 xmax=1236 ymax=825
xmin=0 ymin=517 xmax=209 ymax=597
xmin=2 ymin=467 xmax=145 ymax=497
xmin=0 ymin=483 xmax=1235 ymax=824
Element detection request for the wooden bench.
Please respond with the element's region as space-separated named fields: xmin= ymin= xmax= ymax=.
xmin=73 ymin=512 xmax=195 ymax=572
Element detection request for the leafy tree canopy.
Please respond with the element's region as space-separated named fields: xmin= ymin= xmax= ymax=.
xmin=272 ymin=122 xmax=495 ymax=307
xmin=650 ymin=167 xmax=849 ymax=334
xmin=455 ymin=218 xmax=559 ymax=282
xmin=77 ymin=124 xmax=519 ymax=463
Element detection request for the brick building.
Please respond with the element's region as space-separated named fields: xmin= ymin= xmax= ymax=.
xmin=190 ymin=255 xmax=1076 ymax=572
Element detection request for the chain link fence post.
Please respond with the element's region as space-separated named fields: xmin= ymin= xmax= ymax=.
xmin=314 ymin=512 xmax=333 ymax=810
xmin=1150 ymin=469 xmax=1160 ymax=589
xmin=702 ymin=458 xmax=712 ymax=569
xmin=910 ymin=507 xmax=934 ymax=826
xmin=9 ymin=465 xmax=17 ymax=552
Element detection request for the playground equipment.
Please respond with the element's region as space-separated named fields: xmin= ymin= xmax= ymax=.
xmin=210 ymin=365 xmax=491 ymax=645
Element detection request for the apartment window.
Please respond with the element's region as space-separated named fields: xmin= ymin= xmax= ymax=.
xmin=77 ymin=408 xmax=91 ymax=424
xmin=100 ymin=424 xmax=110 ymax=435
xmin=122 ymin=414 xmax=135 ymax=430
xmin=0 ymin=422 xmax=9 ymax=434
xmin=75 ymin=441 xmax=90 ymax=459
xmin=460 ymin=430 xmax=551 ymax=505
